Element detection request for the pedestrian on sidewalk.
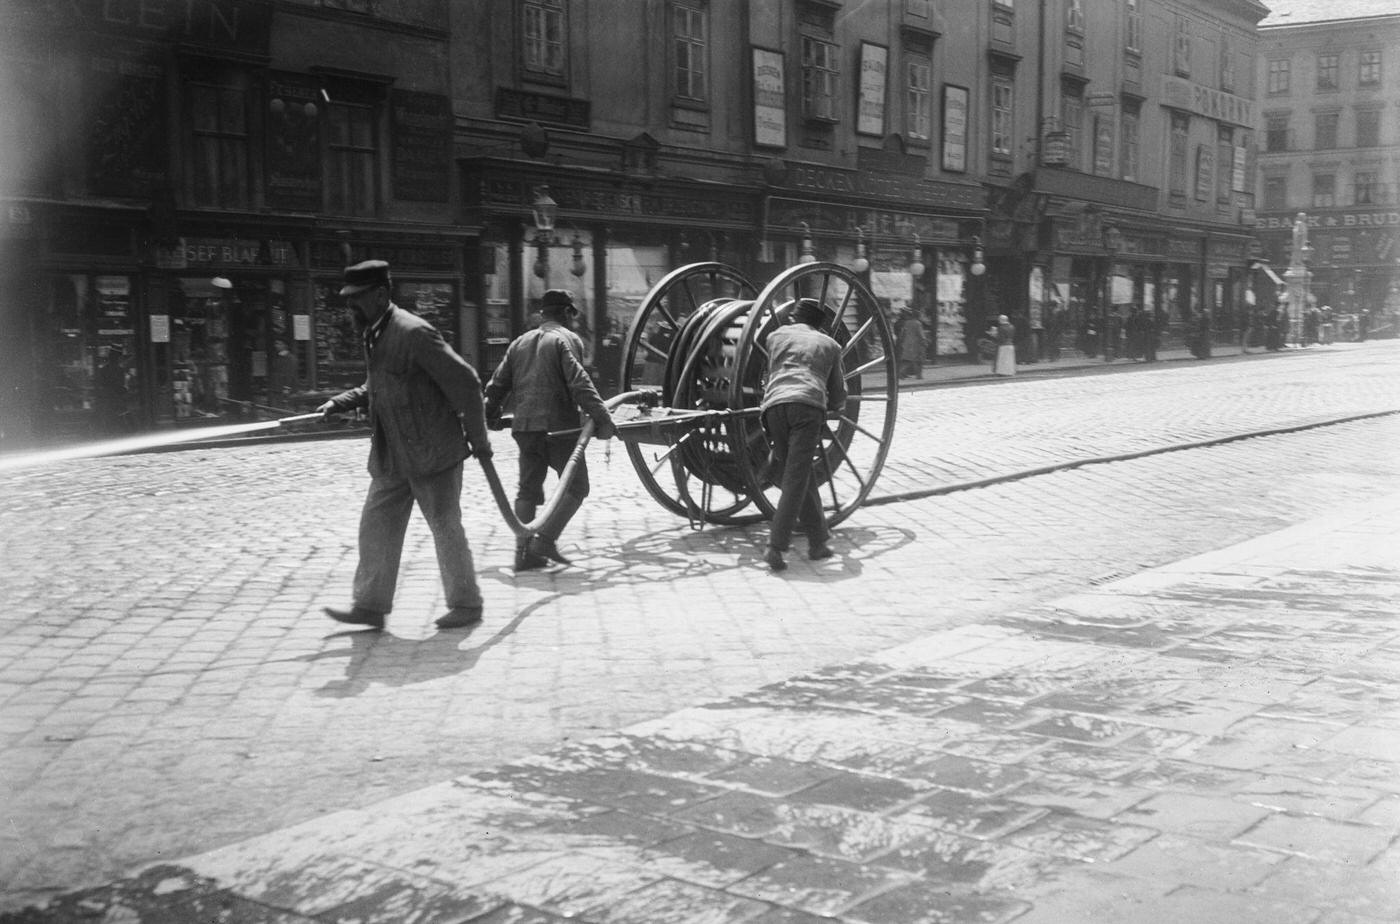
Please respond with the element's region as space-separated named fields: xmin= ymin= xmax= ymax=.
xmin=760 ymin=297 xmax=847 ymax=572
xmin=317 ymin=259 xmax=494 ymax=632
xmin=992 ymin=314 xmax=1017 ymax=376
xmin=898 ymin=309 xmax=925 ymax=379
xmin=484 ymin=289 xmax=616 ymax=571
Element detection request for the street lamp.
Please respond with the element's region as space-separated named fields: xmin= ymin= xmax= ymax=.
xmin=968 ymin=236 xmax=985 ymax=277
xmin=909 ymin=234 xmax=926 ymax=278
xmin=798 ymin=222 xmax=817 ymax=263
xmin=851 ymin=226 xmax=870 ymax=274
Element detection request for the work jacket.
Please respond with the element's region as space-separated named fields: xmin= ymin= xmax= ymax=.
xmin=484 ymin=321 xmax=610 ymax=433
xmin=760 ymin=322 xmax=847 ymax=414
xmin=328 ymin=305 xmax=490 ymax=478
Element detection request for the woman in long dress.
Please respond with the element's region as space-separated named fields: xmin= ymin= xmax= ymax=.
xmin=993 ymin=314 xmax=1017 ymax=376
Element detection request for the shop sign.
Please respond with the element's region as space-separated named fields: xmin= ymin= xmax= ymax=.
xmin=778 ymin=162 xmax=982 ymax=210
xmin=856 ymin=43 xmax=888 ymax=137
xmin=32 ymin=0 xmax=272 ymax=53
xmin=751 ymin=48 xmax=787 ymax=148
xmin=1257 ymin=210 xmax=1400 ymax=229
xmin=1160 ymin=75 xmax=1253 ymax=128
xmin=494 ymin=87 xmax=590 ymax=129
xmin=478 ymin=175 xmax=754 ymax=225
xmin=85 ymin=42 xmax=167 ymax=198
xmin=156 ymin=237 xmax=296 ymax=268
xmin=266 ymin=72 xmax=322 ymax=212
xmin=941 ymin=85 xmax=968 ymax=173
xmin=769 ymin=199 xmax=961 ymax=245
xmin=392 ymin=90 xmax=452 ymax=203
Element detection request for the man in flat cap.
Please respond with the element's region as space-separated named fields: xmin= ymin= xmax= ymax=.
xmin=318 ymin=259 xmax=494 ymax=630
xmin=484 ymin=288 xmax=615 ymax=570
xmin=759 ymin=297 xmax=847 ymax=572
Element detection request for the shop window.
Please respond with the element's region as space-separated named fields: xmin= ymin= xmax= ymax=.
xmin=1315 ymin=112 xmax=1338 ymax=150
xmin=1120 ymin=105 xmax=1139 ymax=181
xmin=1356 ymin=108 xmax=1380 ymax=148
xmin=186 ymin=70 xmax=251 ymax=209
xmin=1358 ymin=50 xmax=1381 ymax=87
xmin=1267 ymin=58 xmax=1290 ymax=95
xmin=1312 ymin=173 xmax=1335 ymax=208
xmin=801 ymin=35 xmax=838 ymax=121
xmin=672 ymin=1 xmax=708 ymax=106
xmin=40 ymin=275 xmax=139 ymax=432
xmin=523 ymin=0 xmax=567 ymax=82
xmin=905 ymin=53 xmax=931 ymax=142
xmin=326 ymin=101 xmax=376 ymax=216
xmin=1317 ymin=53 xmax=1338 ymax=91
xmin=1263 ymin=175 xmax=1287 ymax=210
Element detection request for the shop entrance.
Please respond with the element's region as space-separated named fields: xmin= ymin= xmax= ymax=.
xmin=160 ymin=276 xmax=280 ymax=422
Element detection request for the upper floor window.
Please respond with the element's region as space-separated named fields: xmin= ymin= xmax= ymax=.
xmin=1173 ymin=17 xmax=1191 ymax=78
xmin=991 ymin=75 xmax=1013 ymax=158
xmin=1066 ymin=0 xmax=1084 ymax=32
xmin=1263 ymin=175 xmax=1287 ymax=210
xmin=523 ymin=0 xmax=566 ymax=79
xmin=1317 ymin=54 xmax=1339 ymax=90
xmin=1168 ymin=112 xmax=1189 ymax=198
xmin=1124 ymin=0 xmax=1141 ymax=54
xmin=1315 ymin=112 xmax=1338 ymax=149
xmin=1220 ymin=38 xmax=1235 ymax=92
xmin=672 ymin=1 xmax=708 ymax=103
xmin=1265 ymin=115 xmax=1289 ymax=152
xmin=1120 ymin=105 xmax=1139 ymax=181
xmin=187 ymin=70 xmax=251 ymax=209
xmin=1355 ymin=170 xmax=1380 ymax=205
xmin=1312 ymin=173 xmax=1335 ymax=208
xmin=1267 ymin=59 xmax=1290 ymax=94
xmin=326 ymin=101 xmax=376 ymax=216
xmin=905 ymin=53 xmax=932 ymax=141
xmin=1061 ymin=83 xmax=1084 ymax=170
xmin=1356 ymin=108 xmax=1381 ymax=147
xmin=801 ymin=36 xmax=838 ymax=120
xmin=1359 ymin=50 xmax=1382 ymax=87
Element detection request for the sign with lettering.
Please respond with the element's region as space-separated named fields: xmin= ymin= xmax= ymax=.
xmin=1160 ymin=75 xmax=1253 ymax=128
xmin=856 ymin=43 xmax=888 ymax=137
xmin=494 ymin=87 xmax=590 ymax=129
xmin=752 ymin=47 xmax=787 ymax=148
xmin=85 ymin=43 xmax=167 ymax=198
xmin=156 ymin=238 xmax=296 ymax=267
xmin=266 ymin=72 xmax=322 ymax=211
xmin=942 ymin=85 xmax=968 ymax=173
xmin=24 ymin=0 xmax=273 ymax=53
xmin=392 ymin=90 xmax=452 ymax=203
xmin=778 ymin=161 xmax=983 ymax=210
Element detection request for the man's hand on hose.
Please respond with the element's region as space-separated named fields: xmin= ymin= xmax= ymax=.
xmin=316 ymin=400 xmax=337 ymax=421
xmin=593 ymin=414 xmax=617 ymax=441
xmin=485 ymin=401 xmax=505 ymax=431
xmin=467 ymin=433 xmax=493 ymax=461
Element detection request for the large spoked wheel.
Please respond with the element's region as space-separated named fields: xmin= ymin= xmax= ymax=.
xmin=729 ymin=262 xmax=899 ymax=528
xmin=618 ymin=263 xmax=763 ymax=524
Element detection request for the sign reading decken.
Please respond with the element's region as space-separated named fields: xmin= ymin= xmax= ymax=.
xmin=1160 ymin=75 xmax=1253 ymax=128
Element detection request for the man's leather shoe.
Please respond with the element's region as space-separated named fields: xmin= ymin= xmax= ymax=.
xmin=514 ymin=547 xmax=551 ymax=572
xmin=763 ymin=547 xmax=787 ymax=571
xmin=529 ymin=536 xmax=572 ymax=565
xmin=435 ymin=606 xmax=483 ymax=629
xmin=323 ymin=606 xmax=385 ymax=629
xmin=808 ymin=544 xmax=834 ymax=561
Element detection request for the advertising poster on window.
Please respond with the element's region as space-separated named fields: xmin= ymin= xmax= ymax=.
xmin=1195 ymin=143 xmax=1215 ymax=202
xmin=85 ymin=43 xmax=167 ymax=198
xmin=752 ymin=47 xmax=787 ymax=148
xmin=856 ymin=42 xmax=888 ymax=137
xmin=266 ymin=72 xmax=323 ymax=211
xmin=392 ymin=89 xmax=453 ymax=203
xmin=942 ymin=85 xmax=969 ymax=172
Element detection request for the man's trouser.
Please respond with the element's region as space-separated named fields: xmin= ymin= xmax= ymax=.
xmin=763 ymin=403 xmax=829 ymax=553
xmin=353 ymin=463 xmax=481 ymax=614
xmin=513 ymin=430 xmax=589 ymax=542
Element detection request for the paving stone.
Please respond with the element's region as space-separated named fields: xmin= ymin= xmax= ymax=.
xmin=1117 ymin=791 xmax=1275 ymax=839
xmin=1095 ymin=833 xmax=1286 ymax=893
xmin=723 ymin=852 xmax=913 ymax=917
xmin=1233 ymin=813 xmax=1396 ymax=865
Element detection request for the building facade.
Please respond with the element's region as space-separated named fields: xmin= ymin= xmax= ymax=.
xmin=1 ymin=0 xmax=1274 ymax=445
xmin=0 ymin=0 xmax=464 ymax=443
xmin=1253 ymin=0 xmax=1400 ymax=335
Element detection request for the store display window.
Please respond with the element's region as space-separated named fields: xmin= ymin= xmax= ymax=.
xmin=40 ymin=274 xmax=139 ymax=435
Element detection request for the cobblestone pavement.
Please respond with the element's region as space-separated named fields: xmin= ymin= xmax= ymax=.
xmin=1 ymin=342 xmax=1398 ymax=918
